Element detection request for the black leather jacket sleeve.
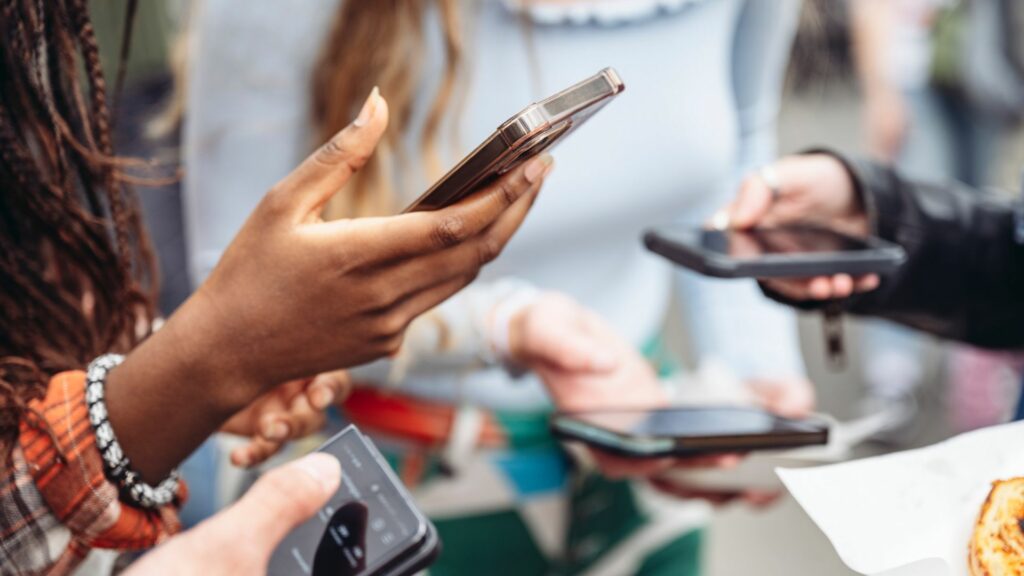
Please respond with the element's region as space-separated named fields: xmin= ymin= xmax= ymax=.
xmin=776 ymin=153 xmax=1024 ymax=350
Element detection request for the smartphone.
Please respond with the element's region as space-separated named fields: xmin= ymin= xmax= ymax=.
xmin=402 ymin=67 xmax=625 ymax=213
xmin=643 ymin=224 xmax=906 ymax=279
xmin=269 ymin=426 xmax=440 ymax=576
xmin=551 ymin=406 xmax=829 ymax=458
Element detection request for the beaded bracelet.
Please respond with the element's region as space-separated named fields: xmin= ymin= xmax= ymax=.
xmin=86 ymin=354 xmax=180 ymax=509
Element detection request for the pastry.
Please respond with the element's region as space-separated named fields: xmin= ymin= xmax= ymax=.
xmin=970 ymin=478 xmax=1024 ymax=575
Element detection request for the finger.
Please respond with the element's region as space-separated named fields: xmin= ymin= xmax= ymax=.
xmin=743 ymin=490 xmax=784 ymax=508
xmin=592 ymin=451 xmax=674 ymax=479
xmin=670 ymin=453 xmax=744 ymax=469
xmin=325 ymin=153 xmax=551 ymax=264
xmin=306 ymin=370 xmax=352 ymax=410
xmin=527 ymin=318 xmax=618 ymax=373
xmin=761 ymin=279 xmax=819 ymax=302
xmin=270 ymin=88 xmax=389 ymax=223
xmin=390 ymin=274 xmax=476 ymax=334
xmin=259 ymin=410 xmax=292 ymax=443
xmin=213 ymin=453 xmax=340 ymax=555
xmin=379 ymin=178 xmax=543 ymax=314
xmin=808 ymin=277 xmax=834 ymax=300
xmin=285 ymin=392 xmax=327 ymax=438
xmin=728 ymin=175 xmax=775 ymax=230
xmin=747 ymin=378 xmax=816 ymax=418
xmin=855 ymin=274 xmax=881 ymax=293
xmin=831 ymin=274 xmax=854 ymax=299
xmin=230 ymin=437 xmax=284 ymax=469
xmin=649 ymin=478 xmax=742 ymax=505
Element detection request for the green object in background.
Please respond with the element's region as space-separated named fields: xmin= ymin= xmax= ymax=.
xmin=88 ymin=0 xmax=179 ymax=79
xmin=635 ymin=530 xmax=702 ymax=576
xmin=930 ymin=0 xmax=969 ymax=90
xmin=431 ymin=510 xmax=551 ymax=576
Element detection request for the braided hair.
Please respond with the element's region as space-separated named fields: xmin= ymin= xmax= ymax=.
xmin=0 ymin=0 xmax=155 ymax=440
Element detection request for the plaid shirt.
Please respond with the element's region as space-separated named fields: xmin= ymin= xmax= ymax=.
xmin=1 ymin=371 xmax=184 ymax=575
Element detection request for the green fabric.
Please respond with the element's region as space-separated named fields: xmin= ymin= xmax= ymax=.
xmin=641 ymin=335 xmax=683 ymax=379
xmin=430 ymin=510 xmax=550 ymax=576
xmin=393 ymin=332 xmax=699 ymax=575
xmin=563 ymin=474 xmax=646 ymax=574
xmin=494 ymin=409 xmax=559 ymax=451
xmin=636 ymin=530 xmax=703 ymax=576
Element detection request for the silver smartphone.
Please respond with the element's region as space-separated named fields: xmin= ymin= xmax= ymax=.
xmin=403 ymin=67 xmax=625 ymax=213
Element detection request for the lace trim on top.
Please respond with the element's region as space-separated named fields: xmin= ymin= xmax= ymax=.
xmin=501 ymin=0 xmax=713 ymax=26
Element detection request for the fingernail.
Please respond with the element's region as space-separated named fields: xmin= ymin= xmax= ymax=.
xmin=296 ymin=453 xmax=342 ymax=494
xmin=311 ymin=387 xmax=335 ymax=410
xmin=263 ymin=420 xmax=290 ymax=441
xmin=353 ymin=86 xmax=380 ymax=128
xmin=234 ymin=452 xmax=250 ymax=468
xmin=524 ymin=154 xmax=554 ymax=184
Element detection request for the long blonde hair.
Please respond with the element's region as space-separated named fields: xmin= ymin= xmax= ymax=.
xmin=312 ymin=0 xmax=466 ymax=218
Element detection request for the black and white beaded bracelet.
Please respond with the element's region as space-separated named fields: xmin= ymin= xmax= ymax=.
xmin=86 ymin=354 xmax=180 ymax=509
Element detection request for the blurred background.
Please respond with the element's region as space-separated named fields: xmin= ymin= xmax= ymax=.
xmin=87 ymin=1 xmax=1024 ymax=573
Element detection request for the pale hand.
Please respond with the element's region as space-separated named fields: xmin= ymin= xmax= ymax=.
xmin=508 ymin=293 xmax=742 ymax=479
xmin=221 ymin=371 xmax=352 ymax=468
xmin=124 ymin=453 xmax=341 ymax=575
xmin=718 ymin=154 xmax=879 ymax=302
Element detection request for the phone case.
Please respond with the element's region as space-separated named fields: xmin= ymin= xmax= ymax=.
xmin=403 ymin=67 xmax=625 ymax=212
xmin=345 ymin=427 xmax=440 ymax=576
xmin=550 ymin=410 xmax=830 ymax=459
xmin=643 ymin=225 xmax=907 ymax=279
xmin=269 ymin=426 xmax=440 ymax=576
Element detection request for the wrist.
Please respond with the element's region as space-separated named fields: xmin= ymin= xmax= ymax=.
xmin=103 ymin=293 xmax=262 ymax=482
xmin=169 ymin=289 xmax=266 ymax=412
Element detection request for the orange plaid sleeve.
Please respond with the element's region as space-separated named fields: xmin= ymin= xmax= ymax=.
xmin=18 ymin=370 xmax=186 ymax=552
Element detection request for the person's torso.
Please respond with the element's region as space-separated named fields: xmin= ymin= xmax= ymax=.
xmin=404 ymin=0 xmax=742 ymax=345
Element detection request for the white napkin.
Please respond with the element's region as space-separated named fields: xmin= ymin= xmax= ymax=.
xmin=778 ymin=421 xmax=1024 ymax=576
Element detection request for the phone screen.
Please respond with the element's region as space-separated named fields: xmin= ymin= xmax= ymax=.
xmin=562 ymin=407 xmax=823 ymax=440
xmin=699 ymin=228 xmax=873 ymax=260
xmin=269 ymin=428 xmax=427 ymax=576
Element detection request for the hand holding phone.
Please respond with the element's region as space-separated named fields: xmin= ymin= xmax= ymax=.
xmin=551 ymin=406 xmax=829 ymax=459
xmin=403 ymin=67 xmax=624 ymax=213
xmin=708 ymin=154 xmax=889 ymax=300
xmin=644 ymin=224 xmax=906 ymax=280
xmin=269 ymin=426 xmax=440 ymax=576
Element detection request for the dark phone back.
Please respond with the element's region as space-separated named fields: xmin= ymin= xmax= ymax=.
xmin=644 ymin=225 xmax=907 ymax=279
xmin=550 ymin=406 xmax=829 ymax=459
xmin=268 ymin=426 xmax=440 ymax=576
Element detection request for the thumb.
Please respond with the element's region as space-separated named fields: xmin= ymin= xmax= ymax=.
xmin=211 ymin=452 xmax=341 ymax=556
xmin=271 ymin=87 xmax=390 ymax=224
xmin=727 ymin=175 xmax=775 ymax=230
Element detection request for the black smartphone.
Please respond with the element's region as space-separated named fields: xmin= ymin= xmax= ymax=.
xmin=551 ymin=406 xmax=829 ymax=458
xmin=269 ymin=426 xmax=440 ymax=576
xmin=643 ymin=224 xmax=906 ymax=279
xmin=402 ymin=67 xmax=624 ymax=212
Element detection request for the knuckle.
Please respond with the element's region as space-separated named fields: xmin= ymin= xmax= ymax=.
xmin=260 ymin=185 xmax=292 ymax=217
xmin=316 ymin=135 xmax=370 ymax=170
xmin=371 ymin=281 xmax=403 ymax=311
xmin=379 ymin=311 xmax=409 ymax=339
xmin=383 ymin=333 xmax=405 ymax=356
xmin=495 ymin=176 xmax=520 ymax=207
xmin=433 ymin=215 xmax=469 ymax=248
xmin=476 ymin=235 xmax=503 ymax=265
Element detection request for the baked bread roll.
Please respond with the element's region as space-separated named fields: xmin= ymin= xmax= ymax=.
xmin=970 ymin=478 xmax=1024 ymax=576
